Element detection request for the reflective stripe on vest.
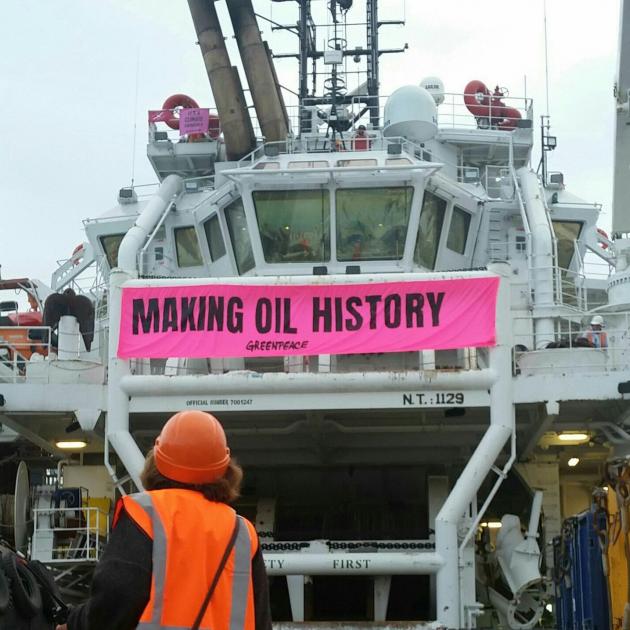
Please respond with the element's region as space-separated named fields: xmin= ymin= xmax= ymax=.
xmin=129 ymin=492 xmax=252 ymax=630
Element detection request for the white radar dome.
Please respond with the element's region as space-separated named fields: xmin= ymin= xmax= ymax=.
xmin=383 ymin=85 xmax=438 ymax=143
xmin=420 ymin=76 xmax=445 ymax=106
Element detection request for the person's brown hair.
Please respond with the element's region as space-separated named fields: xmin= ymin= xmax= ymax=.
xmin=140 ymin=449 xmax=243 ymax=504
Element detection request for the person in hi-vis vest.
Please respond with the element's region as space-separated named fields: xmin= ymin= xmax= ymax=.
xmin=586 ymin=314 xmax=608 ymax=349
xmin=58 ymin=410 xmax=272 ymax=630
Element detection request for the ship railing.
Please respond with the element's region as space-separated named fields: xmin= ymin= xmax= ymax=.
xmin=53 ymin=252 xmax=109 ymax=304
xmin=147 ymin=108 xmax=221 ymax=144
xmin=483 ymin=165 xmax=515 ymax=200
xmin=0 ymin=326 xmax=52 ymax=381
xmin=31 ymin=506 xmax=110 ymax=564
xmin=236 ymin=134 xmax=443 ymax=168
xmin=0 ymin=324 xmax=108 ymax=383
xmin=126 ymin=346 xmax=485 ymax=378
xmin=584 ymin=254 xmax=614 ymax=280
xmin=512 ymin=313 xmax=630 ymax=373
xmin=342 ymin=92 xmax=533 ymax=133
xmin=525 ymin=260 xmax=588 ymax=311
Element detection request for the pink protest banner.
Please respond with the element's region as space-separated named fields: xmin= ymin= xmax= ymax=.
xmin=118 ymin=277 xmax=499 ymax=359
xmin=179 ymin=108 xmax=210 ymax=136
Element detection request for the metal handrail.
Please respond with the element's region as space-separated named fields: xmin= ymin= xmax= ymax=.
xmin=32 ymin=505 xmax=110 ymax=563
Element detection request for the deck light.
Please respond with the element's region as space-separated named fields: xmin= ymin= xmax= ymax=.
xmin=567 ymin=457 xmax=580 ymax=467
xmin=56 ymin=440 xmax=87 ymax=450
xmin=557 ymin=432 xmax=589 ymax=443
xmin=481 ymin=521 xmax=502 ymax=529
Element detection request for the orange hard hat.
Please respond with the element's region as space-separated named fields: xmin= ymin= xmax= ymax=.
xmin=154 ymin=410 xmax=231 ymax=484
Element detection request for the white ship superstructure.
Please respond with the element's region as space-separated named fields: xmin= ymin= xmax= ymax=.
xmin=1 ymin=1 xmax=630 ymax=628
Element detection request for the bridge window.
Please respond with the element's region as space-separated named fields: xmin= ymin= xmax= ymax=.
xmin=253 ymin=189 xmax=330 ymax=263
xmin=100 ymin=234 xmax=125 ymax=268
xmin=203 ymin=214 xmax=226 ymax=261
xmin=552 ymin=220 xmax=582 ymax=270
xmin=225 ymin=198 xmax=255 ymax=274
xmin=336 ymin=187 xmax=413 ymax=261
xmin=174 ymin=226 xmax=204 ymax=267
xmin=415 ymin=191 xmax=446 ymax=269
xmin=447 ymin=206 xmax=471 ymax=255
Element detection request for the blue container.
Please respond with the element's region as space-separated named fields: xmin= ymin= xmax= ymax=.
xmin=553 ymin=510 xmax=610 ymax=630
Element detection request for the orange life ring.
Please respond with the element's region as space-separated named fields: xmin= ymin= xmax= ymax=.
xmin=161 ymin=94 xmax=200 ymax=130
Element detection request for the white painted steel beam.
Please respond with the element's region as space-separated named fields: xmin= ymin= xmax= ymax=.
xmin=106 ymin=175 xmax=184 ymax=490
xmin=121 ymin=369 xmax=496 ymax=397
xmin=262 ymin=552 xmax=444 ymax=575
xmin=122 ymin=269 xmax=497 ymax=288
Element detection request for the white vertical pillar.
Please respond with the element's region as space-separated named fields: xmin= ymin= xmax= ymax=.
xmin=106 ymin=269 xmax=145 ymax=490
xmin=435 ymin=265 xmax=514 ymax=628
xmin=57 ymin=316 xmax=81 ymax=360
xmin=428 ymin=475 xmax=449 ymax=620
xmin=373 ymin=576 xmax=391 ymax=621
xmin=287 ymin=575 xmax=305 ymax=622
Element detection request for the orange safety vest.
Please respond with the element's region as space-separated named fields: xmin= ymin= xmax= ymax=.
xmin=586 ymin=330 xmax=608 ymax=348
xmin=118 ymin=489 xmax=258 ymax=630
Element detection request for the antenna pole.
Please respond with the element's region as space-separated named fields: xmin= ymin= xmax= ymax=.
xmin=131 ymin=49 xmax=140 ymax=188
xmin=543 ymin=0 xmax=550 ymax=116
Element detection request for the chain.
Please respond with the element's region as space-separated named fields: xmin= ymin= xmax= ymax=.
xmin=260 ymin=540 xmax=436 ymax=552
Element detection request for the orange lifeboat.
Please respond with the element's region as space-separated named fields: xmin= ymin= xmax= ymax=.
xmin=464 ymin=80 xmax=521 ymax=130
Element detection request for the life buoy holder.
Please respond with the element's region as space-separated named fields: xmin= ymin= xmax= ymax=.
xmin=597 ymin=228 xmax=610 ymax=249
xmin=463 ymin=80 xmax=521 ymax=130
xmin=161 ymin=94 xmax=200 ymax=130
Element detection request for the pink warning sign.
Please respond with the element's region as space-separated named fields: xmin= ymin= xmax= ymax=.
xmin=179 ymin=108 xmax=210 ymax=136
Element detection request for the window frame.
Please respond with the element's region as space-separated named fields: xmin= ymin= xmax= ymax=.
xmin=224 ymin=197 xmax=256 ymax=275
xmin=334 ymin=185 xmax=415 ymax=262
xmin=551 ymin=219 xmax=583 ymax=271
xmin=173 ymin=225 xmax=205 ymax=268
xmin=414 ymin=190 xmax=447 ymax=270
xmin=253 ymin=188 xmax=332 ymax=264
xmin=203 ymin=213 xmax=227 ymax=262
xmin=99 ymin=233 xmax=126 ymax=269
xmin=446 ymin=205 xmax=472 ymax=255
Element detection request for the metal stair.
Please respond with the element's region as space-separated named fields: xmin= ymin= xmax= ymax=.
xmin=487 ymin=207 xmax=508 ymax=261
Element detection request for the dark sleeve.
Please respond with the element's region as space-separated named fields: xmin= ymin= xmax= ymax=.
xmin=67 ymin=509 xmax=152 ymax=630
xmin=252 ymin=545 xmax=272 ymax=630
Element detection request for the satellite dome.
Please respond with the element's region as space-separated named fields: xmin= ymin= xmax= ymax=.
xmin=420 ymin=76 xmax=445 ymax=105
xmin=383 ymin=85 xmax=438 ymax=143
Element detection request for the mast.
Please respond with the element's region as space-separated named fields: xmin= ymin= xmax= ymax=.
xmin=273 ymin=0 xmax=406 ymax=136
xmin=613 ymin=0 xmax=630 ymax=234
xmin=366 ymin=0 xmax=379 ymax=129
